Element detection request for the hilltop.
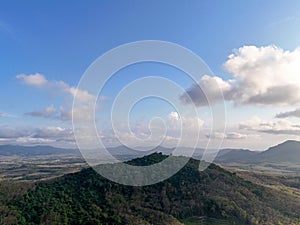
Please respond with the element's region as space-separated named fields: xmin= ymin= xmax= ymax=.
xmin=2 ymin=153 xmax=299 ymax=225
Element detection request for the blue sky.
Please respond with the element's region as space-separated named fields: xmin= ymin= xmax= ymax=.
xmin=1 ymin=1 xmax=300 ymax=150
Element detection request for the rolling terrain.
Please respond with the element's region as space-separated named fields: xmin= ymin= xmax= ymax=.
xmin=1 ymin=153 xmax=299 ymax=225
xmin=1 ymin=140 xmax=300 ymax=181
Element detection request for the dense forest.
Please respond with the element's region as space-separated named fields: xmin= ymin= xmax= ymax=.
xmin=1 ymin=153 xmax=300 ymax=225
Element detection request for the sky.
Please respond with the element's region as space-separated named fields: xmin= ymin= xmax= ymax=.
xmin=1 ymin=0 xmax=300 ymax=150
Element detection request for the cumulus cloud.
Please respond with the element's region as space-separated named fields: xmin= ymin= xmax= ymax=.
xmin=180 ymin=75 xmax=231 ymax=106
xmin=17 ymin=73 xmax=107 ymax=121
xmin=102 ymin=112 xmax=205 ymax=148
xmin=25 ymin=105 xmax=56 ymax=118
xmin=32 ymin=126 xmax=73 ymax=141
xmin=239 ymin=117 xmax=300 ymax=135
xmin=17 ymin=73 xmax=47 ymax=87
xmin=167 ymin=111 xmax=204 ymax=130
xmin=275 ymin=108 xmax=300 ymax=118
xmin=59 ymin=107 xmax=72 ymax=121
xmin=206 ymin=132 xmax=248 ymax=140
xmin=17 ymin=73 xmax=95 ymax=103
xmin=0 ymin=126 xmax=31 ymax=138
xmin=0 ymin=125 xmax=74 ymax=146
xmin=181 ymin=45 xmax=300 ymax=107
xmin=168 ymin=111 xmax=179 ymax=121
xmin=225 ymin=45 xmax=300 ymax=105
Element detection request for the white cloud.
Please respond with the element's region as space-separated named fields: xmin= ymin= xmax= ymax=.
xmin=180 ymin=75 xmax=231 ymax=106
xmin=17 ymin=73 xmax=107 ymax=121
xmin=0 ymin=126 xmax=31 ymax=138
xmin=59 ymin=107 xmax=72 ymax=121
xmin=168 ymin=111 xmax=179 ymax=121
xmin=66 ymin=87 xmax=95 ymax=103
xmin=206 ymin=132 xmax=225 ymax=139
xmin=15 ymin=137 xmax=54 ymax=145
xmin=239 ymin=117 xmax=300 ymax=135
xmin=17 ymin=73 xmax=48 ymax=87
xmin=181 ymin=45 xmax=300 ymax=107
xmin=225 ymin=45 xmax=300 ymax=106
xmin=17 ymin=73 xmax=95 ymax=103
xmin=25 ymin=105 xmax=56 ymax=118
xmin=0 ymin=125 xmax=75 ymax=146
xmin=69 ymin=104 xmax=95 ymax=122
xmin=167 ymin=111 xmax=204 ymax=131
xmin=206 ymin=132 xmax=248 ymax=140
xmin=97 ymin=112 xmax=205 ymax=148
xmin=225 ymin=132 xmax=248 ymax=139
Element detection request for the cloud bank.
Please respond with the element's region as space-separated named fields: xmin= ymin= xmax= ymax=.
xmin=25 ymin=105 xmax=56 ymax=118
xmin=275 ymin=108 xmax=300 ymax=118
xmin=239 ymin=117 xmax=300 ymax=136
xmin=0 ymin=126 xmax=74 ymax=146
xmin=180 ymin=45 xmax=300 ymax=107
xmin=18 ymin=73 xmax=106 ymax=121
xmin=206 ymin=132 xmax=249 ymax=140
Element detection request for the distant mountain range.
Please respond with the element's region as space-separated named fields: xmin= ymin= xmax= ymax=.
xmin=0 ymin=145 xmax=175 ymax=161
xmin=0 ymin=145 xmax=80 ymax=156
xmin=1 ymin=140 xmax=299 ymax=165
xmin=215 ymin=140 xmax=300 ymax=165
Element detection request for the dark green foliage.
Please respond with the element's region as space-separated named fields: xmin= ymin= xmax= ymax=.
xmin=0 ymin=181 xmax=34 ymax=225
xmin=5 ymin=153 xmax=300 ymax=225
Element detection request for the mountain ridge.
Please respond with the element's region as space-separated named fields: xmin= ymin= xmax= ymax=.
xmin=215 ymin=140 xmax=300 ymax=164
xmin=1 ymin=140 xmax=299 ymax=165
xmin=4 ymin=153 xmax=300 ymax=225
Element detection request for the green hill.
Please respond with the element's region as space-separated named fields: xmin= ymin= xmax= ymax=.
xmin=2 ymin=153 xmax=300 ymax=225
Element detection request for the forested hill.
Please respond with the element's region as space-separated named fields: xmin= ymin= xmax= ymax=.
xmin=3 ymin=153 xmax=300 ymax=225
